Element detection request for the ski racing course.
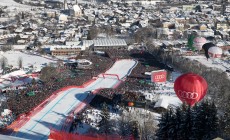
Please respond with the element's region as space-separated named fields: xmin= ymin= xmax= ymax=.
xmin=12 ymin=59 xmax=137 ymax=140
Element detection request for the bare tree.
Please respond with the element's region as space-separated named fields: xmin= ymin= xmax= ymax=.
xmin=101 ymin=25 xmax=114 ymax=38
xmin=134 ymin=27 xmax=156 ymax=44
xmin=40 ymin=66 xmax=61 ymax=83
xmin=87 ymin=26 xmax=99 ymax=40
xmin=18 ymin=57 xmax=23 ymax=69
xmin=0 ymin=57 xmax=8 ymax=74
xmin=121 ymin=108 xmax=158 ymax=139
xmin=1 ymin=45 xmax=12 ymax=52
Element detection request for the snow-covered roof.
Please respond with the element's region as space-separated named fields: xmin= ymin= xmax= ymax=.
xmin=66 ymin=41 xmax=81 ymax=46
xmin=94 ymin=39 xmax=127 ymax=47
xmin=83 ymin=40 xmax=94 ymax=48
xmin=50 ymin=45 xmax=82 ymax=51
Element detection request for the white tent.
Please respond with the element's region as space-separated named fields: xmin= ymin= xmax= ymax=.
xmin=154 ymin=98 xmax=169 ymax=109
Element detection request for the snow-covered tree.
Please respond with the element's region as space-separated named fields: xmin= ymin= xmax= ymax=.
xmin=180 ymin=105 xmax=192 ymax=139
xmin=156 ymin=110 xmax=171 ymax=139
xmin=167 ymin=108 xmax=177 ymax=139
xmin=172 ymin=107 xmax=182 ymax=139
xmin=98 ymin=102 xmax=111 ymax=135
xmin=191 ymin=103 xmax=206 ymax=139
xmin=156 ymin=101 xmax=219 ymax=139
xmin=204 ymin=101 xmax=218 ymax=139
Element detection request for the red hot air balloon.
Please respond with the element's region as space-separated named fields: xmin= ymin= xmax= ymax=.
xmin=174 ymin=73 xmax=208 ymax=106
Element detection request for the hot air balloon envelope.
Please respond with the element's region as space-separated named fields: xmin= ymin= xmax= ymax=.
xmin=208 ymin=47 xmax=222 ymax=58
xmin=193 ymin=37 xmax=206 ymax=51
xmin=174 ymin=73 xmax=208 ymax=106
xmin=202 ymin=42 xmax=215 ymax=59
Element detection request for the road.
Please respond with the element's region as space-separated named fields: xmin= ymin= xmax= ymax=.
xmin=13 ymin=59 xmax=137 ymax=140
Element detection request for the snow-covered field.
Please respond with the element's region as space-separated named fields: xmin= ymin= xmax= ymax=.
xmin=12 ymin=59 xmax=137 ymax=140
xmin=185 ymin=55 xmax=230 ymax=77
xmin=0 ymin=51 xmax=56 ymax=71
xmin=0 ymin=0 xmax=32 ymax=11
xmin=0 ymin=51 xmax=56 ymax=90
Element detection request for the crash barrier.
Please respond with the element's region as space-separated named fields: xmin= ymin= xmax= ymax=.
xmin=49 ymin=129 xmax=134 ymax=140
xmin=101 ymin=73 xmax=120 ymax=80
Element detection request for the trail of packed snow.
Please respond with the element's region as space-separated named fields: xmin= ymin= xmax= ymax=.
xmin=13 ymin=59 xmax=137 ymax=140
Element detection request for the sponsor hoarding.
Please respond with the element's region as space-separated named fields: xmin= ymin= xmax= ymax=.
xmin=151 ymin=70 xmax=167 ymax=83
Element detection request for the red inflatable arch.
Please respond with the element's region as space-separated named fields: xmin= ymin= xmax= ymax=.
xmin=101 ymin=73 xmax=120 ymax=80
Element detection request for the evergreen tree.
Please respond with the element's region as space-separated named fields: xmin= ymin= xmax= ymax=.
xmin=174 ymin=107 xmax=182 ymax=139
xmin=98 ymin=102 xmax=111 ymax=135
xmin=156 ymin=102 xmax=220 ymax=139
xmin=118 ymin=114 xmax=132 ymax=137
xmin=167 ymin=108 xmax=177 ymax=139
xmin=180 ymin=105 xmax=192 ymax=139
xmin=191 ymin=103 xmax=206 ymax=139
xmin=204 ymin=101 xmax=218 ymax=139
xmin=156 ymin=110 xmax=170 ymax=139
xmin=131 ymin=121 xmax=139 ymax=139
xmin=220 ymin=96 xmax=230 ymax=138
xmin=187 ymin=34 xmax=196 ymax=51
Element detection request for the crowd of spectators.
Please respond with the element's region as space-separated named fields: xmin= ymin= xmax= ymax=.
xmin=2 ymin=49 xmax=168 ymax=130
xmin=67 ymin=49 xmax=169 ymax=135
xmin=4 ymin=53 xmax=114 ymax=117
xmin=97 ymin=88 xmax=148 ymax=103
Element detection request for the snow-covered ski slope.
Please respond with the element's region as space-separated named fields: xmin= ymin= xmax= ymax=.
xmin=13 ymin=59 xmax=137 ymax=140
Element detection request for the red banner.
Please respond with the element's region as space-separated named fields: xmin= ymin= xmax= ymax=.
xmin=49 ymin=129 xmax=134 ymax=140
xmin=151 ymin=70 xmax=167 ymax=83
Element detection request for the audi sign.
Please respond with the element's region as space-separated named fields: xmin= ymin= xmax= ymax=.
xmin=177 ymin=90 xmax=198 ymax=99
xmin=151 ymin=70 xmax=167 ymax=83
xmin=155 ymin=75 xmax=165 ymax=79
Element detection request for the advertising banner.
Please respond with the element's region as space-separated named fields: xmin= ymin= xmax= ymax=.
xmin=151 ymin=70 xmax=167 ymax=83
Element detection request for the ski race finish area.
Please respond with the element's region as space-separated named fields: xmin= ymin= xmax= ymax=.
xmin=11 ymin=59 xmax=137 ymax=140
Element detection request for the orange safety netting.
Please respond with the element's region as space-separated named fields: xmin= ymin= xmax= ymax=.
xmin=49 ymin=130 xmax=134 ymax=140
